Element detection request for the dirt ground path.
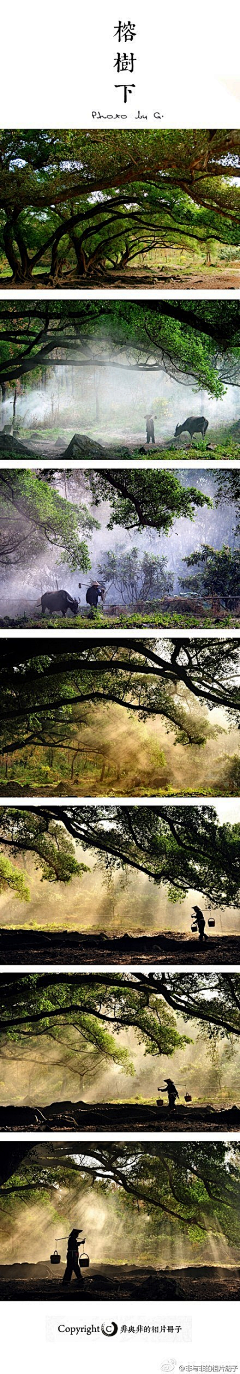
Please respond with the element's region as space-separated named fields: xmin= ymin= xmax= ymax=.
xmin=0 ymin=931 xmax=239 ymax=964
xmin=1 ymin=267 xmax=240 ymax=290
xmin=0 ymin=1264 xmax=239 ymax=1301
xmin=1 ymin=1104 xmax=239 ymax=1133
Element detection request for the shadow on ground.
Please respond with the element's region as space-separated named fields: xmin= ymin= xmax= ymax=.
xmin=0 ymin=1264 xmax=239 ymax=1300
xmin=0 ymin=931 xmax=238 ymax=965
xmin=0 ymin=1103 xmax=239 ymax=1133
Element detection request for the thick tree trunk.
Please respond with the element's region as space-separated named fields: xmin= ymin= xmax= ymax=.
xmin=85 ymin=245 xmax=106 ymax=276
xmin=49 ymin=236 xmax=63 ymax=284
xmin=3 ymin=220 xmax=21 ymax=279
xmin=12 ymin=217 xmax=31 ymax=279
xmin=71 ymin=233 xmax=88 ymax=276
xmin=119 ymin=246 xmax=130 ymax=268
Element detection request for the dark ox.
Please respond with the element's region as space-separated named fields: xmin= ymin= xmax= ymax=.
xmin=41 ymin=589 xmax=78 ymax=617
xmin=175 ymin=416 xmax=208 ymax=439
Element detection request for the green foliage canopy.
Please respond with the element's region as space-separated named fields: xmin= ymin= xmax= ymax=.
xmin=97 ymin=548 xmax=173 ymax=604
xmin=0 ymin=131 xmax=239 ymax=284
xmin=0 ymin=639 xmax=239 ymax=758
xmin=0 ymin=299 xmax=240 ymax=395
xmin=181 ymin=545 xmax=240 ymax=602
xmin=0 ymin=803 xmax=239 ymax=907
xmin=1 ymin=1141 xmax=240 ymax=1244
xmin=88 ymin=470 xmax=212 ymax=532
xmin=0 ymin=470 xmax=98 ymax=570
xmin=0 ymin=973 xmax=190 ymax=1072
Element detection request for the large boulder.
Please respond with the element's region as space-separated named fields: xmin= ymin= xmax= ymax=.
xmin=62 ymin=433 xmax=131 ymax=461
xmin=0 ymin=434 xmax=39 ymax=458
xmin=63 ymin=433 xmax=108 ymax=459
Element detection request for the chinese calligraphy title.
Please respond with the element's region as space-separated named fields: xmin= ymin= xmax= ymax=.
xmin=114 ymin=20 xmax=137 ymax=102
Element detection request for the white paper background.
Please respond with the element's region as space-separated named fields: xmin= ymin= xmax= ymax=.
xmin=0 ymin=0 xmax=239 ymax=126
xmin=0 ymin=1300 xmax=239 ymax=1373
xmin=0 ymin=0 xmax=239 ymax=1355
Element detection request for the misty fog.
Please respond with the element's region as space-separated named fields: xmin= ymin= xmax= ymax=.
xmin=0 ymin=1174 xmax=237 ymax=1271
xmin=0 ymin=802 xmax=239 ymax=936
xmin=0 ymin=1012 xmax=239 ymax=1112
xmin=2 ymin=360 xmax=240 ymax=443
xmin=0 ymin=463 xmax=238 ymax=617
xmin=3 ymin=698 xmax=237 ymax=797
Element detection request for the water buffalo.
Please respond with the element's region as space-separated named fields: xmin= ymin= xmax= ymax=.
xmin=41 ymin=589 xmax=78 ymax=617
xmin=175 ymin=416 xmax=208 ymax=439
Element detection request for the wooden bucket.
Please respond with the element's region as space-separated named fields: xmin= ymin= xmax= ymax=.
xmin=79 ymin=1251 xmax=89 ymax=1268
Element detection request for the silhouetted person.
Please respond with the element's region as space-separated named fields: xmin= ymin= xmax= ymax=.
xmin=62 ymin=1229 xmax=85 ymax=1285
xmin=145 ymin=413 xmax=157 ymax=444
xmin=86 ymin=582 xmax=105 ymax=617
xmin=158 ymin=1079 xmax=179 ymax=1110
xmin=192 ymin=904 xmax=207 ymax=944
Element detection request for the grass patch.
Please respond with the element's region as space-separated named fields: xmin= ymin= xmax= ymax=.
xmin=2 ymin=612 xmax=238 ymax=629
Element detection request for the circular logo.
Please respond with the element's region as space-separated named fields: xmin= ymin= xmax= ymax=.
xmin=160 ymin=1362 xmax=177 ymax=1372
xmin=101 ymin=1322 xmax=118 ymax=1337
